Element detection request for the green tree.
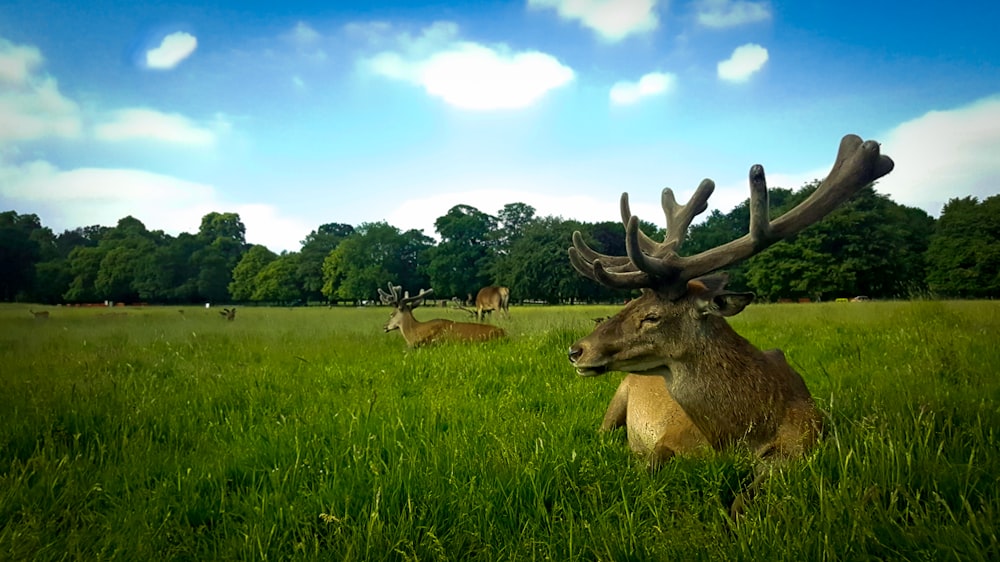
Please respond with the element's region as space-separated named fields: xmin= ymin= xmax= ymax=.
xmin=426 ymin=205 xmax=497 ymax=298
xmin=64 ymin=245 xmax=104 ymax=303
xmin=297 ymin=223 xmax=354 ymax=302
xmin=253 ymin=253 xmax=303 ymax=303
xmin=321 ymin=222 xmax=431 ymax=302
xmin=136 ymin=232 xmax=204 ymax=303
xmin=192 ymin=212 xmax=248 ymax=302
xmin=494 ymin=217 xmax=581 ymax=303
xmin=744 ymin=185 xmax=934 ymax=301
xmin=229 ymin=245 xmax=279 ymax=301
xmin=0 ymin=211 xmax=44 ymax=301
xmin=925 ymin=195 xmax=1000 ymax=298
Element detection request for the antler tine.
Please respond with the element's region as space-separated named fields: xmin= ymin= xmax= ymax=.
xmin=398 ymin=288 xmax=434 ymax=309
xmin=620 ymin=193 xmax=659 ymax=255
xmin=660 ymin=179 xmax=715 ymax=252
xmin=673 ymin=134 xmax=894 ymax=284
xmin=378 ymin=282 xmax=398 ymax=305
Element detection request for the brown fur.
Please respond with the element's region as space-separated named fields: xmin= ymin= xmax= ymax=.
xmin=474 ymin=286 xmax=510 ymax=322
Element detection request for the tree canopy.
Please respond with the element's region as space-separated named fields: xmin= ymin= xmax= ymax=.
xmin=3 ymin=182 xmax=998 ymax=305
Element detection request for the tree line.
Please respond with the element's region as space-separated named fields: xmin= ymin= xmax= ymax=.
xmin=2 ymin=184 xmax=998 ymax=305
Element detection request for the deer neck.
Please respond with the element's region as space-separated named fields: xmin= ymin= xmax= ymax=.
xmin=660 ymin=318 xmax=772 ymax=447
xmin=397 ymin=309 xmax=424 ymax=347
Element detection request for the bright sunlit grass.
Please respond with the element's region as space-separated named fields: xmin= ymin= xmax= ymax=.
xmin=0 ymin=301 xmax=997 ymax=560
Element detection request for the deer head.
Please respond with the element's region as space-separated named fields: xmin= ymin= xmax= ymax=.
xmin=378 ymin=283 xmax=433 ymax=333
xmin=567 ymin=134 xmax=894 ymax=376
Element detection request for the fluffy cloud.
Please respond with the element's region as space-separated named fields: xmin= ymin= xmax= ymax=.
xmin=94 ymin=108 xmax=217 ymax=146
xmin=528 ymin=0 xmax=660 ymax=42
xmin=0 ymin=158 xmax=310 ymax=252
xmin=0 ymin=39 xmax=81 ymax=143
xmin=0 ymin=38 xmax=43 ymax=84
xmin=609 ymin=72 xmax=676 ymax=105
xmin=695 ymin=0 xmax=771 ymax=28
xmin=146 ymin=32 xmax=198 ymax=70
xmin=876 ymin=96 xmax=1000 ymax=215
xmin=717 ymin=43 xmax=768 ymax=82
xmin=363 ymin=22 xmax=574 ymax=110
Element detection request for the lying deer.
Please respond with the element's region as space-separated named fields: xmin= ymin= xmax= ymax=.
xmin=379 ymin=283 xmax=506 ymax=347
xmin=567 ymin=134 xmax=894 ymax=514
xmin=220 ymin=307 xmax=236 ymax=321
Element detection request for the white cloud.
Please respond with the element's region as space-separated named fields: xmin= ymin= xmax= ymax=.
xmin=717 ymin=43 xmax=768 ymax=82
xmin=609 ymin=71 xmax=676 ymax=105
xmin=289 ymin=22 xmax=320 ymax=45
xmin=363 ymin=22 xmax=574 ymax=110
xmin=876 ymin=95 xmax=1000 ymax=216
xmin=146 ymin=32 xmax=198 ymax=70
xmin=528 ymin=0 xmax=660 ymax=42
xmin=0 ymin=39 xmax=81 ymax=143
xmin=0 ymin=158 xmax=310 ymax=253
xmin=94 ymin=108 xmax=217 ymax=146
xmin=695 ymin=0 xmax=771 ymax=28
xmin=0 ymin=38 xmax=44 ymax=85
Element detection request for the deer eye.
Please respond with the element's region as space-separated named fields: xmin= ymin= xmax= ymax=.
xmin=640 ymin=313 xmax=660 ymax=325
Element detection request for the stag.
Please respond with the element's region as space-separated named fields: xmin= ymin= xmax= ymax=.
xmin=475 ymin=286 xmax=510 ymax=322
xmin=567 ymin=134 xmax=894 ymax=514
xmin=379 ymin=284 xmax=506 ymax=347
xmin=220 ymin=307 xmax=236 ymax=321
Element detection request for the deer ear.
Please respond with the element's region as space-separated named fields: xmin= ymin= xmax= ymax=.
xmin=698 ymin=291 xmax=755 ymax=317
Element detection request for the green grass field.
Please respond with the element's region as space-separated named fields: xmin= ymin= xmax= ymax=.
xmin=1 ymin=301 xmax=997 ymax=561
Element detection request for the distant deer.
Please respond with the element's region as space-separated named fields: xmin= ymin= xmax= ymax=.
xmin=220 ymin=307 xmax=236 ymax=321
xmin=567 ymin=134 xmax=894 ymax=515
xmin=379 ymin=283 xmax=506 ymax=347
xmin=30 ymin=309 xmax=49 ymax=320
xmin=475 ymin=286 xmax=510 ymax=322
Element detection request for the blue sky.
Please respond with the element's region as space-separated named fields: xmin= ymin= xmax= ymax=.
xmin=1 ymin=0 xmax=998 ymax=252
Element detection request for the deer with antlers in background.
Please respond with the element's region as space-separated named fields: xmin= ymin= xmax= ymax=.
xmin=379 ymin=284 xmax=506 ymax=347
xmin=219 ymin=307 xmax=236 ymax=321
xmin=567 ymin=134 xmax=894 ymax=515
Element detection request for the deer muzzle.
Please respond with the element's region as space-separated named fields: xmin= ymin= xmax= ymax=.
xmin=568 ymin=344 xmax=608 ymax=377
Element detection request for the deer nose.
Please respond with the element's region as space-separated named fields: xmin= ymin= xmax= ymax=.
xmin=568 ymin=346 xmax=582 ymax=363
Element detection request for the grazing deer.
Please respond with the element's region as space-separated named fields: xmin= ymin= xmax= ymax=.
xmin=379 ymin=283 xmax=506 ymax=347
xmin=475 ymin=286 xmax=510 ymax=322
xmin=220 ymin=307 xmax=236 ymax=321
xmin=567 ymin=134 xmax=894 ymax=514
xmin=30 ymin=309 xmax=50 ymax=320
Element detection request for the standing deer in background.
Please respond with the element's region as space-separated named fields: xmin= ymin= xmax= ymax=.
xmin=220 ymin=307 xmax=236 ymax=321
xmin=379 ymin=284 xmax=506 ymax=347
xmin=30 ymin=309 xmax=49 ymax=320
xmin=567 ymin=134 xmax=894 ymax=515
xmin=475 ymin=286 xmax=510 ymax=322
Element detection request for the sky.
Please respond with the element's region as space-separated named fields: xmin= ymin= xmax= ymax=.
xmin=1 ymin=0 xmax=998 ymax=253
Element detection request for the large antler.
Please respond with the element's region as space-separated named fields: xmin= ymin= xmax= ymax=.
xmin=378 ymin=283 xmax=433 ymax=308
xmin=569 ymin=134 xmax=894 ymax=298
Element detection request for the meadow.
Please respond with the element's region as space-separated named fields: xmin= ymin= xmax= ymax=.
xmin=0 ymin=300 xmax=997 ymax=561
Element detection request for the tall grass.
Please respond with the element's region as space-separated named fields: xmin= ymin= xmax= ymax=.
xmin=1 ymin=301 xmax=997 ymax=560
